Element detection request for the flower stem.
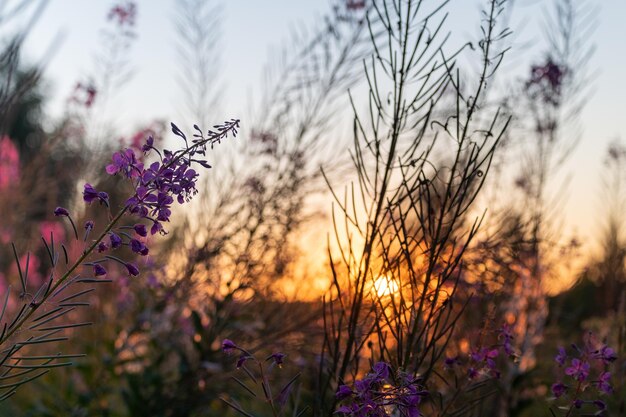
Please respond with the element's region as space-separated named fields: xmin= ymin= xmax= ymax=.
xmin=0 ymin=206 xmax=128 ymax=346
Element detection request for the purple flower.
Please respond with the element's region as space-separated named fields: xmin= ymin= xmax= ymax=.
xmin=93 ymin=264 xmax=107 ymax=276
xmin=236 ymin=354 xmax=250 ymax=369
xmin=336 ymin=385 xmax=353 ymax=400
xmin=555 ymin=346 xmax=567 ymax=366
xmin=565 ymin=358 xmax=590 ymax=382
xmin=499 ymin=323 xmax=515 ymax=356
xmin=97 ymin=241 xmax=109 ymax=253
xmin=142 ymin=136 xmax=154 ymax=153
xmin=133 ymin=223 xmax=148 ymax=237
xmin=444 ymin=356 xmax=459 ymax=368
xmin=110 ymin=233 xmax=123 ymax=249
xmin=83 ymin=183 xmax=109 ymax=205
xmin=372 ymin=362 xmax=390 ymax=379
xmin=106 ymin=149 xmax=143 ymax=178
xmin=551 ymin=382 xmax=567 ymax=398
xmin=596 ymin=371 xmax=613 ymax=394
xmin=130 ymin=239 xmax=149 ymax=256
xmin=269 ymin=352 xmax=286 ymax=366
xmin=84 ymin=220 xmax=94 ymax=231
xmin=335 ymin=362 xmax=426 ymax=417
xmin=594 ymin=345 xmax=617 ymax=364
xmin=150 ymin=221 xmax=163 ymax=236
xmin=125 ymin=262 xmax=140 ymax=276
xmin=593 ymin=400 xmax=607 ymax=411
xmin=54 ymin=207 xmax=69 ymax=217
xmin=221 ymin=339 xmax=237 ymax=353
xmin=485 ymin=348 xmax=499 ymax=369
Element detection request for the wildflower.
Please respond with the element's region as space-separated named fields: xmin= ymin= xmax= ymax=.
xmin=551 ymin=382 xmax=567 ymax=398
xmin=129 ymin=239 xmax=149 ymax=256
xmin=335 ymin=362 xmax=426 ymax=417
xmin=593 ymin=400 xmax=607 ymax=411
xmin=594 ymin=345 xmax=617 ymax=364
xmin=555 ymin=346 xmax=567 ymax=366
xmin=372 ymin=361 xmax=390 ymax=379
xmin=498 ymin=323 xmax=515 ymax=356
xmin=335 ymin=385 xmax=353 ymax=400
xmin=142 ymin=135 xmax=154 ymax=153
xmin=108 ymin=120 xmax=239 ymax=235
xmin=269 ymin=352 xmax=286 ymax=366
xmin=54 ymin=207 xmax=70 ymax=217
xmin=93 ymin=264 xmax=107 ymax=276
xmin=40 ymin=221 xmax=65 ymax=242
xmin=106 ymin=149 xmax=143 ymax=178
xmin=108 ymin=2 xmax=136 ymax=27
xmin=444 ymin=356 xmax=459 ymax=369
xmin=125 ymin=262 xmax=139 ymax=276
xmin=110 ymin=233 xmax=123 ymax=249
xmin=565 ymin=358 xmax=590 ymax=382
xmin=596 ymin=371 xmax=612 ymax=394
xmin=83 ymin=183 xmax=109 ymax=206
xmin=221 ymin=339 xmax=237 ymax=353
xmin=133 ymin=223 xmax=148 ymax=237
xmin=236 ymin=354 xmax=250 ymax=369
xmin=97 ymin=241 xmax=109 ymax=253
xmin=0 ymin=136 xmax=19 ymax=190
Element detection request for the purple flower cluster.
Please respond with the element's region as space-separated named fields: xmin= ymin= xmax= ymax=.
xmin=106 ymin=120 xmax=239 ymax=236
xmin=446 ymin=323 xmax=516 ymax=381
xmin=335 ymin=362 xmax=428 ymax=417
xmin=550 ymin=335 xmax=617 ymax=414
xmin=55 ymin=120 xmax=238 ymax=279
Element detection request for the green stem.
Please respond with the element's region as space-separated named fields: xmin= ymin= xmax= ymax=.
xmin=0 ymin=206 xmax=128 ymax=346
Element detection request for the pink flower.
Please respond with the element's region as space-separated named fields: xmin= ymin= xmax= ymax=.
xmin=39 ymin=221 xmax=65 ymax=242
xmin=0 ymin=136 xmax=19 ymax=190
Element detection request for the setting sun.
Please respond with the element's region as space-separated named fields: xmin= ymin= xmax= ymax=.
xmin=373 ymin=275 xmax=400 ymax=298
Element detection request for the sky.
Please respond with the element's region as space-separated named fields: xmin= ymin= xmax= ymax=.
xmin=5 ymin=0 xmax=626 ymax=263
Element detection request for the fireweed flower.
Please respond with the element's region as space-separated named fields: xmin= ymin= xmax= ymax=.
xmin=97 ymin=241 xmax=109 ymax=253
xmin=133 ymin=223 xmax=147 ymax=237
xmin=124 ymin=262 xmax=140 ymax=276
xmin=549 ymin=337 xmax=617 ymax=415
xmin=498 ymin=323 xmax=515 ymax=356
xmin=565 ymin=358 xmax=590 ymax=382
xmin=83 ymin=183 xmax=109 ymax=206
xmin=142 ymin=135 xmax=154 ymax=153
xmin=268 ymin=352 xmax=286 ymax=367
xmin=129 ymin=239 xmax=148 ymax=256
xmin=54 ymin=207 xmax=70 ymax=217
xmin=551 ymin=382 xmax=567 ymax=398
xmin=109 ymin=232 xmax=123 ymax=249
xmin=594 ymin=345 xmax=617 ymax=365
xmin=596 ymin=371 xmax=612 ymax=394
xmin=222 ymin=339 xmax=238 ymax=353
xmin=335 ymin=362 xmax=427 ymax=417
xmin=336 ymin=385 xmax=353 ymax=400
xmin=105 ymin=120 xmax=239 ymax=236
xmin=0 ymin=121 xmax=236 ymax=397
xmin=236 ymin=354 xmax=250 ymax=369
xmin=93 ymin=264 xmax=107 ymax=276
xmin=555 ymin=346 xmax=567 ymax=366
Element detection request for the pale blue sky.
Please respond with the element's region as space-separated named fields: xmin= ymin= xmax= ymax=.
xmin=6 ymin=0 xmax=626 ymax=249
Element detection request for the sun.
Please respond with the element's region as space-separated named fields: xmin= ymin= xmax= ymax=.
xmin=373 ymin=275 xmax=400 ymax=298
